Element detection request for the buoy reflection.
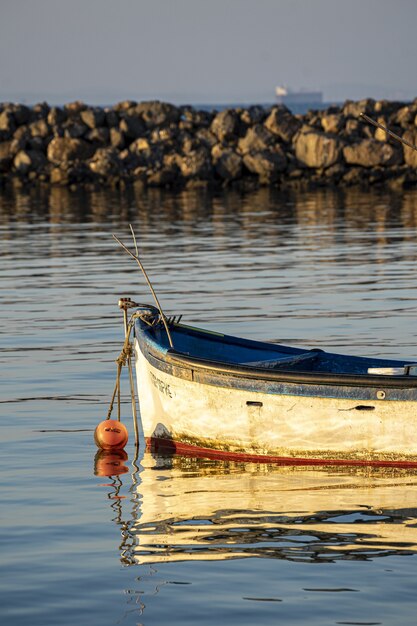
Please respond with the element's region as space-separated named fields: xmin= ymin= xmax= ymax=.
xmin=94 ymin=448 xmax=129 ymax=477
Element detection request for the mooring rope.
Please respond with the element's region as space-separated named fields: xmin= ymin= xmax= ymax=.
xmin=106 ymin=321 xmax=134 ymax=421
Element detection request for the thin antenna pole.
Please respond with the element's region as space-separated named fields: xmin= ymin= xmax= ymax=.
xmin=129 ymin=224 xmax=139 ymax=257
xmin=360 ymin=113 xmax=417 ymax=152
xmin=112 ymin=234 xmax=174 ymax=349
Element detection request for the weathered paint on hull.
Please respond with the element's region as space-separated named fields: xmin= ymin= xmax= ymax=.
xmin=134 ymin=340 xmax=417 ymax=465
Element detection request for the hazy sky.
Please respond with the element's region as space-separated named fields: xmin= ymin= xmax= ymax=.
xmin=1 ymin=0 xmax=417 ymax=105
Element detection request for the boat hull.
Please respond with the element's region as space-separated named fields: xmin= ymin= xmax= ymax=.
xmin=134 ymin=337 xmax=417 ymax=466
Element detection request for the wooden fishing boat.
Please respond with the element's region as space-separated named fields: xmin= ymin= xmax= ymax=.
xmin=132 ymin=303 xmax=417 ymax=467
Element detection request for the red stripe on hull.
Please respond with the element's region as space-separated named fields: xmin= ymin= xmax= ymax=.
xmin=147 ymin=437 xmax=417 ymax=468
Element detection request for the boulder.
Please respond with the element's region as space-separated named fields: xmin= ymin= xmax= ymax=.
xmin=64 ymin=101 xmax=87 ymax=116
xmin=294 ymin=130 xmax=342 ymax=168
xmin=88 ymin=147 xmax=121 ymax=177
xmin=147 ymin=157 xmax=180 ymax=186
xmin=119 ymin=115 xmax=146 ymax=140
xmin=238 ymin=124 xmax=275 ymax=155
xmin=32 ymin=102 xmax=50 ymax=120
xmin=64 ymin=122 xmax=89 ymax=139
xmin=179 ymin=146 xmax=211 ymax=179
xmin=402 ymin=130 xmax=417 ymax=168
xmin=85 ymin=127 xmax=110 ymax=145
xmin=113 ymin=100 xmax=137 ymax=112
xmin=195 ymin=127 xmax=217 ymax=148
xmin=47 ymin=137 xmax=94 ymax=163
xmin=343 ymin=138 xmax=402 ymax=167
xmin=0 ymin=141 xmax=13 ymax=172
xmin=264 ymin=106 xmax=301 ymax=143
xmin=47 ymin=107 xmax=67 ymax=126
xmin=211 ymin=109 xmax=240 ymax=142
xmin=240 ymin=105 xmax=267 ymax=126
xmin=343 ymin=98 xmax=375 ymax=118
xmin=135 ymin=101 xmax=180 ymax=127
xmin=212 ymin=145 xmax=242 ymax=180
xmin=321 ymin=113 xmax=343 ymax=134
xmin=105 ymin=109 xmax=120 ymax=128
xmin=243 ymin=147 xmax=287 ymax=183
xmin=0 ymin=110 xmax=16 ymax=136
xmin=109 ymin=128 xmax=126 ymax=149
xmin=80 ymin=107 xmax=106 ymax=129
xmin=13 ymin=149 xmax=46 ymax=173
xmin=10 ymin=104 xmax=31 ymax=126
xmin=391 ymin=105 xmax=417 ymax=129
xmin=180 ymin=106 xmax=213 ymax=127
xmin=29 ymin=119 xmax=51 ymax=138
xmin=50 ymin=167 xmax=69 ymax=185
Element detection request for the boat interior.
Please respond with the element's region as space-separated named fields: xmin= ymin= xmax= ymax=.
xmin=139 ymin=319 xmax=416 ymax=377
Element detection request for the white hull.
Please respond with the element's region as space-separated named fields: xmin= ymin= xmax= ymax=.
xmin=134 ymin=340 xmax=417 ymax=463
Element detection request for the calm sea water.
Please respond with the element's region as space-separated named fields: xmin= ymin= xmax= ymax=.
xmin=2 ymin=184 xmax=417 ymax=625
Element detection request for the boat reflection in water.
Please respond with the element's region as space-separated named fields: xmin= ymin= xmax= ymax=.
xmin=107 ymin=446 xmax=417 ymax=567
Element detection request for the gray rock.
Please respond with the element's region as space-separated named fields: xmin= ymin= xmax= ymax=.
xmin=64 ymin=122 xmax=89 ymax=139
xmin=50 ymin=167 xmax=69 ymax=185
xmin=211 ymin=109 xmax=240 ymax=142
xmin=135 ymin=101 xmax=180 ymax=127
xmin=150 ymin=125 xmax=177 ymax=144
xmin=89 ymin=147 xmax=121 ymax=176
xmin=32 ymin=102 xmax=50 ymax=120
xmin=29 ymin=119 xmax=51 ymax=138
xmin=179 ymin=146 xmax=211 ymax=179
xmin=86 ymin=127 xmax=110 ymax=145
xmin=243 ymin=147 xmax=287 ymax=183
xmin=64 ymin=101 xmax=87 ymax=116
xmin=105 ymin=109 xmax=120 ymax=128
xmin=343 ymin=98 xmax=375 ymax=118
xmin=109 ymin=128 xmax=126 ymax=150
xmin=343 ymin=138 xmax=402 ymax=167
xmin=11 ymin=104 xmax=31 ymax=126
xmin=212 ymin=145 xmax=242 ymax=180
xmin=402 ymin=130 xmax=417 ymax=168
xmin=147 ymin=157 xmax=179 ymax=186
xmin=240 ymin=105 xmax=267 ymax=126
xmin=321 ymin=113 xmax=343 ymax=134
xmin=180 ymin=106 xmax=213 ymax=127
xmin=13 ymin=149 xmax=46 ymax=173
xmin=264 ymin=106 xmax=301 ymax=143
xmin=238 ymin=124 xmax=275 ymax=155
xmin=47 ymin=137 xmax=94 ymax=163
xmin=119 ymin=115 xmax=146 ymax=140
xmin=47 ymin=107 xmax=67 ymax=126
xmin=113 ymin=100 xmax=137 ymax=112
xmin=81 ymin=107 xmax=106 ymax=129
xmin=374 ymin=100 xmax=404 ymax=117
xmin=195 ymin=127 xmax=217 ymax=148
xmin=391 ymin=105 xmax=417 ymax=129
xmin=294 ymin=129 xmax=342 ymax=168
xmin=0 ymin=141 xmax=13 ymax=171
xmin=0 ymin=110 xmax=16 ymax=136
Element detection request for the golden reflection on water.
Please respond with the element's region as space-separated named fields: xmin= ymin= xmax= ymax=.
xmin=99 ymin=451 xmax=417 ymax=567
xmin=2 ymin=185 xmax=417 ymax=238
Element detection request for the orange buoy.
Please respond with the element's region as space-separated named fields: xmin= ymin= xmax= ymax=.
xmin=94 ymin=419 xmax=128 ymax=450
xmin=94 ymin=449 xmax=129 ymax=476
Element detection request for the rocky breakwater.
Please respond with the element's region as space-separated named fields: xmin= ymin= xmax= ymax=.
xmin=1 ymin=98 xmax=417 ymax=189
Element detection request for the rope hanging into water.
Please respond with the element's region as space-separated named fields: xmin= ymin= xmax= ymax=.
xmin=106 ymin=322 xmax=134 ymax=421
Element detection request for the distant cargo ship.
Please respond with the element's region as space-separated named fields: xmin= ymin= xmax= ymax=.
xmin=276 ymin=86 xmax=323 ymax=106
